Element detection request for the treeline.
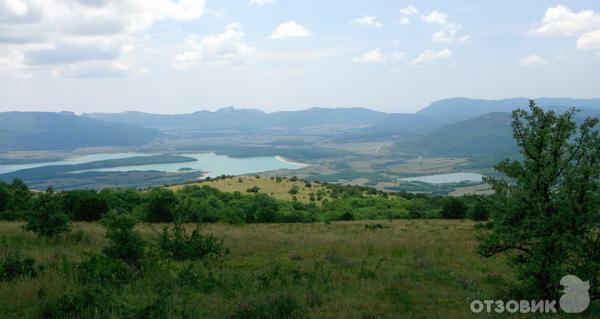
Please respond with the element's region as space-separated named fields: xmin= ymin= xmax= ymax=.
xmin=0 ymin=177 xmax=490 ymax=224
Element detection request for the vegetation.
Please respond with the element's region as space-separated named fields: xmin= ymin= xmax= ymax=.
xmin=480 ymin=101 xmax=600 ymax=299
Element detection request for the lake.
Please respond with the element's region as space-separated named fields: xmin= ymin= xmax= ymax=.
xmin=400 ymin=172 xmax=484 ymax=184
xmin=0 ymin=153 xmax=307 ymax=177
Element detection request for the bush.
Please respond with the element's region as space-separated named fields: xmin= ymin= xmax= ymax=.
xmin=41 ymin=287 xmax=114 ymax=319
xmin=24 ymin=187 xmax=71 ymax=238
xmin=468 ymin=198 xmax=489 ymax=221
xmin=77 ymin=253 xmax=132 ymax=286
xmin=62 ymin=190 xmax=109 ymax=221
xmin=231 ymin=293 xmax=302 ymax=319
xmin=441 ymin=197 xmax=466 ymax=219
xmin=101 ymin=211 xmax=145 ymax=266
xmin=288 ymin=186 xmax=299 ymax=195
xmin=144 ymin=188 xmax=178 ymax=222
xmin=0 ymin=251 xmax=37 ymax=281
xmin=247 ymin=186 xmax=260 ymax=193
xmin=159 ymin=223 xmax=224 ymax=261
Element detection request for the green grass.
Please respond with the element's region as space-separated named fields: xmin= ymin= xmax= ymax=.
xmin=1 ymin=220 xmax=595 ymax=318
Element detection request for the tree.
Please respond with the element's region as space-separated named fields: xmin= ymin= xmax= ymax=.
xmin=24 ymin=187 xmax=71 ymax=237
xmin=144 ymin=188 xmax=178 ymax=222
xmin=480 ymin=100 xmax=600 ymax=299
xmin=441 ymin=197 xmax=466 ymax=219
xmin=62 ymin=190 xmax=109 ymax=221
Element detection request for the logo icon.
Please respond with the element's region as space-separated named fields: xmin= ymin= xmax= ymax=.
xmin=559 ymin=275 xmax=590 ymax=314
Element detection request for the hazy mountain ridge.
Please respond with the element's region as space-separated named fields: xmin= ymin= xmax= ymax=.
xmin=0 ymin=111 xmax=160 ymax=151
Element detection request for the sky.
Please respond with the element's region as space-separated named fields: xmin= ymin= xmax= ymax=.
xmin=0 ymin=0 xmax=599 ymax=114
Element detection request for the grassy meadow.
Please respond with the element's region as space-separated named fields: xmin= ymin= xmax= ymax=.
xmin=1 ymin=219 xmax=595 ymax=318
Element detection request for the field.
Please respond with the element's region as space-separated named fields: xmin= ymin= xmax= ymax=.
xmin=0 ymin=220 xmax=595 ymax=318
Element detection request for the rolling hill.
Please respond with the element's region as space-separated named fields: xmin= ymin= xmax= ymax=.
xmin=0 ymin=112 xmax=161 ymax=151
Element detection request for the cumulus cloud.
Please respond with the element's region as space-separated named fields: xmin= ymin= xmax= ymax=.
xmin=529 ymin=5 xmax=600 ymax=37
xmin=576 ymin=30 xmax=600 ymax=50
xmin=518 ymin=54 xmax=546 ymax=66
xmin=353 ymin=48 xmax=386 ymax=63
xmin=0 ymin=0 xmax=207 ymax=77
xmin=529 ymin=5 xmax=600 ymax=53
xmin=411 ymin=49 xmax=452 ymax=65
xmin=172 ymin=23 xmax=254 ymax=69
xmin=248 ymin=0 xmax=275 ymax=6
xmin=399 ymin=5 xmax=418 ymax=25
xmin=269 ymin=21 xmax=312 ymax=39
xmin=352 ymin=15 xmax=383 ymax=28
xmin=432 ymin=24 xmax=469 ymax=43
xmin=422 ymin=11 xmax=448 ymax=25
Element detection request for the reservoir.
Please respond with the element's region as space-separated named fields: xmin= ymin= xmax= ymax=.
xmin=400 ymin=172 xmax=484 ymax=184
xmin=0 ymin=152 xmax=307 ymax=177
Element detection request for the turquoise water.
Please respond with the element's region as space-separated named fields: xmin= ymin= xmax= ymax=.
xmin=0 ymin=153 xmax=307 ymax=177
xmin=400 ymin=172 xmax=484 ymax=184
xmin=0 ymin=153 xmax=148 ymax=175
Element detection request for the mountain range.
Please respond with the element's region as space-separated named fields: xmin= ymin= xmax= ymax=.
xmin=1 ymin=98 xmax=599 ymax=152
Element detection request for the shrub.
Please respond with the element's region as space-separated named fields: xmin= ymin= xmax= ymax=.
xmin=24 ymin=187 xmax=71 ymax=238
xmin=101 ymin=211 xmax=145 ymax=266
xmin=62 ymin=190 xmax=109 ymax=221
xmin=441 ymin=197 xmax=466 ymax=219
xmin=468 ymin=198 xmax=489 ymax=221
xmin=231 ymin=293 xmax=302 ymax=319
xmin=159 ymin=223 xmax=224 ymax=261
xmin=288 ymin=186 xmax=299 ymax=195
xmin=0 ymin=251 xmax=37 ymax=281
xmin=41 ymin=287 xmax=114 ymax=319
xmin=77 ymin=253 xmax=131 ymax=286
xmin=247 ymin=186 xmax=260 ymax=193
xmin=144 ymin=188 xmax=178 ymax=222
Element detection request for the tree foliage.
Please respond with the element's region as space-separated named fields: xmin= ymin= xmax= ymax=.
xmin=23 ymin=187 xmax=70 ymax=238
xmin=480 ymin=100 xmax=600 ymax=298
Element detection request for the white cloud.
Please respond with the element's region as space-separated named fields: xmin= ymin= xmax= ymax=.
xmin=577 ymin=30 xmax=600 ymax=50
xmin=353 ymin=48 xmax=386 ymax=63
xmin=248 ymin=0 xmax=275 ymax=6
xmin=352 ymin=15 xmax=383 ymax=28
xmin=269 ymin=21 xmax=312 ymax=39
xmin=399 ymin=5 xmax=418 ymax=24
xmin=411 ymin=49 xmax=452 ymax=65
xmin=0 ymin=0 xmax=207 ymax=77
xmin=432 ymin=24 xmax=469 ymax=43
xmin=529 ymin=5 xmax=600 ymax=37
xmin=422 ymin=11 xmax=448 ymax=25
xmin=518 ymin=54 xmax=547 ymax=66
xmin=400 ymin=5 xmax=418 ymax=16
xmin=173 ymin=23 xmax=254 ymax=69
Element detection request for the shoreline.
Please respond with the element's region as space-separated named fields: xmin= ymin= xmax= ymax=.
xmin=275 ymin=156 xmax=308 ymax=167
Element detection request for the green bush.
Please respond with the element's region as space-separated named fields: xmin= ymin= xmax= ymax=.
xmin=77 ymin=253 xmax=132 ymax=286
xmin=24 ymin=187 xmax=71 ymax=238
xmin=441 ymin=197 xmax=466 ymax=219
xmin=41 ymin=287 xmax=114 ymax=319
xmin=159 ymin=223 xmax=224 ymax=261
xmin=0 ymin=251 xmax=37 ymax=281
xmin=62 ymin=190 xmax=109 ymax=221
xmin=101 ymin=211 xmax=145 ymax=267
xmin=144 ymin=188 xmax=178 ymax=222
xmin=231 ymin=293 xmax=302 ymax=319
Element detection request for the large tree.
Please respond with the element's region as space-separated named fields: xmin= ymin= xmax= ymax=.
xmin=480 ymin=100 xmax=599 ymax=299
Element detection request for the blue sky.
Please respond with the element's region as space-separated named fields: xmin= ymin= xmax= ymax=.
xmin=0 ymin=0 xmax=599 ymax=113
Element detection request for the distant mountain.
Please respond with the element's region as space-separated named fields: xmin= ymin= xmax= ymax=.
xmin=84 ymin=107 xmax=448 ymax=137
xmin=0 ymin=112 xmax=160 ymax=151
xmin=417 ymin=98 xmax=600 ymax=122
xmin=397 ymin=112 xmax=516 ymax=157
